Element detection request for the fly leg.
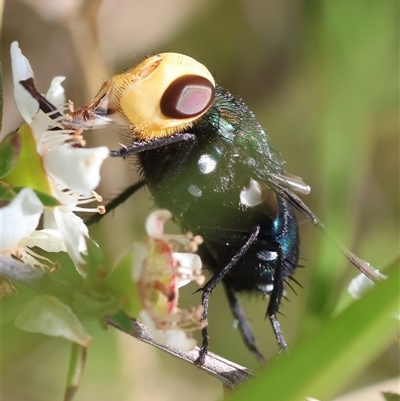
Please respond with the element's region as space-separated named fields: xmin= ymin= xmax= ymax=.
xmin=266 ymin=247 xmax=288 ymax=352
xmin=85 ymin=180 xmax=146 ymax=226
xmin=196 ymin=225 xmax=260 ymax=365
xmin=223 ymin=283 xmax=265 ymax=362
xmin=109 ymin=133 xmax=196 ymax=158
xmin=274 ymin=185 xmax=382 ymax=283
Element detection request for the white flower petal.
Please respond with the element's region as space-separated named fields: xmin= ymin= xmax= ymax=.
xmin=48 ymin=185 xmax=80 ymax=213
xmin=163 ymin=329 xmax=196 ymax=351
xmin=132 ymin=242 xmax=148 ymax=282
xmin=11 ymin=41 xmax=39 ymax=124
xmin=30 ymin=111 xmax=52 ymax=154
xmin=140 ymin=310 xmax=177 ymax=347
xmin=44 ymin=144 xmax=109 ymax=195
xmin=0 ymin=188 xmax=43 ymax=251
xmin=10 ymin=42 xmax=33 ymax=81
xmin=53 ymin=209 xmax=88 ymax=273
xmin=45 ymin=76 xmax=66 ymax=110
xmin=145 ymin=209 xmax=172 ymax=236
xmin=173 ymin=252 xmax=202 ymax=271
xmin=42 ymin=208 xmax=58 ymax=229
xmin=23 ymin=229 xmax=67 ymax=253
xmin=139 ymin=310 xmax=196 ymax=351
xmin=173 ymin=252 xmax=203 ymax=288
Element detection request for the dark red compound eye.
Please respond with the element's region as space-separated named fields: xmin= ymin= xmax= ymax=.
xmin=160 ymin=75 xmax=215 ymax=119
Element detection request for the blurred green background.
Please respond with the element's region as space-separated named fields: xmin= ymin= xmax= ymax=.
xmin=1 ymin=0 xmax=398 ymax=400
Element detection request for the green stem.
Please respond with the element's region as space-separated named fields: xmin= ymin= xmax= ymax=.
xmin=64 ymin=343 xmax=88 ymax=401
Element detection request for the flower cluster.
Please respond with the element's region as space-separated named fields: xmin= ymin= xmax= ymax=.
xmin=1 ymin=42 xmax=109 ymax=277
xmin=133 ymin=210 xmax=205 ymax=351
xmin=2 ymin=42 xmax=207 ymax=352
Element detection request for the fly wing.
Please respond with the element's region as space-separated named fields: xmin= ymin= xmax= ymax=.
xmin=263 ymin=165 xmax=383 ymax=283
xmin=232 ymin=118 xmax=382 ymax=283
xmin=268 ymin=173 xmax=311 ymax=195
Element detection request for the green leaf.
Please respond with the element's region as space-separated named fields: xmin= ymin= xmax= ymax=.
xmin=0 ymin=181 xmax=59 ymax=206
xmin=229 ymin=264 xmax=400 ymax=401
xmin=71 ymin=290 xmax=121 ymax=320
xmin=82 ymin=237 xmax=103 ymax=283
xmin=2 ymin=123 xmax=51 ymax=195
xmin=0 ymin=131 xmax=21 ymax=178
xmin=15 ymin=295 xmax=92 ymax=347
xmin=32 ymin=188 xmax=60 ymax=207
xmin=64 ymin=342 xmax=87 ymax=401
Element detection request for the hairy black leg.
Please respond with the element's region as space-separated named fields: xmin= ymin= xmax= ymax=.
xmin=109 ymin=133 xmax=196 ymax=158
xmin=94 ymin=134 xmax=197 ymax=225
xmin=266 ymin=247 xmax=288 ymax=352
xmin=196 ymin=225 xmax=260 ymax=365
xmin=223 ymin=283 xmax=265 ymax=362
xmin=86 ymin=180 xmax=146 ymax=226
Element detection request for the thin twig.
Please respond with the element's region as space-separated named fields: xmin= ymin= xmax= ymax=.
xmin=107 ymin=317 xmax=253 ymax=389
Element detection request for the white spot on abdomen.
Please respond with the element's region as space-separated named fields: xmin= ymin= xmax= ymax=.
xmin=197 ymin=154 xmax=217 ymax=174
xmin=240 ymin=178 xmax=263 ymax=207
xmin=188 ymin=185 xmax=202 ymax=197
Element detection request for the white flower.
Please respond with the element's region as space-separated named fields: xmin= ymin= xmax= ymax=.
xmin=133 ymin=210 xmax=205 ymax=351
xmin=0 ymin=188 xmax=66 ymax=270
xmin=140 ymin=310 xmax=197 ymax=351
xmin=3 ymin=41 xmax=109 ymax=274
